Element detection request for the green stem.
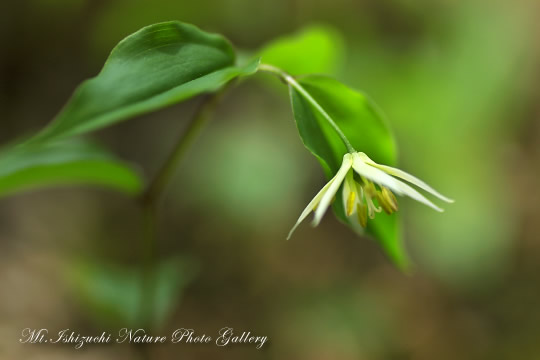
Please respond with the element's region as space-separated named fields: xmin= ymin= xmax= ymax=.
xmin=142 ymin=82 xmax=234 ymax=207
xmin=136 ymin=81 xmax=234 ymax=342
xmin=258 ymin=63 xmax=356 ymax=153
xmin=139 ymin=84 xmax=232 ymax=260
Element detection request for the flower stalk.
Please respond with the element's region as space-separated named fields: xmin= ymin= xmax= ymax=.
xmin=258 ymin=63 xmax=356 ymax=153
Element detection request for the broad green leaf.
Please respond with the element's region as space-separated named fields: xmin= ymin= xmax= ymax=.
xmin=289 ymin=75 xmax=407 ymax=268
xmin=0 ymin=139 xmax=142 ymax=198
xmin=29 ymin=21 xmax=259 ymax=143
xmin=293 ymin=75 xmax=397 ymax=169
xmin=66 ymin=257 xmax=197 ymax=328
xmin=259 ymin=25 xmax=344 ymax=75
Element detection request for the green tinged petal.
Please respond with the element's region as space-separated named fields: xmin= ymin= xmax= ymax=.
xmin=369 ymin=162 xmax=454 ymax=203
xmin=313 ymin=154 xmax=352 ymax=226
xmin=287 ymin=176 xmax=336 ymax=240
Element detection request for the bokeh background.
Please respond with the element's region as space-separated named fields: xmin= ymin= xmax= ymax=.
xmin=1 ymin=0 xmax=540 ymax=359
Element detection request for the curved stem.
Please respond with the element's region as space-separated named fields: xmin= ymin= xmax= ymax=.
xmin=141 ymin=82 xmax=234 ymax=207
xmin=258 ymin=63 xmax=356 ymax=153
xmin=136 ymin=81 xmax=234 ymax=341
xmin=139 ymin=80 xmax=233 ymax=261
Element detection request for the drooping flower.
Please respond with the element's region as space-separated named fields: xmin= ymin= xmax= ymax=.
xmin=287 ymin=152 xmax=453 ymax=239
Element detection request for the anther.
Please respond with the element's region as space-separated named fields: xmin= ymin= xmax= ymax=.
xmin=357 ymin=203 xmax=367 ymax=228
xmin=346 ymin=191 xmax=356 ymax=216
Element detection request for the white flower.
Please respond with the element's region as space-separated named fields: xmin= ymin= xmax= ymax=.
xmin=288 ymin=152 xmax=453 ymax=239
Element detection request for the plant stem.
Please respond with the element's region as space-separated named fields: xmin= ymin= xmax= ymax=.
xmin=136 ymin=81 xmax=234 ymax=354
xmin=142 ymin=83 xmax=234 ymax=208
xmin=139 ymin=84 xmax=231 ymax=266
xmin=258 ymin=63 xmax=356 ymax=153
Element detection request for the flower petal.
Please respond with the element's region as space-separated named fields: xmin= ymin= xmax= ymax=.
xmin=352 ymin=153 xmax=403 ymax=194
xmin=393 ymin=179 xmax=444 ymax=212
xmin=367 ymin=163 xmax=454 ymax=203
xmin=287 ymin=176 xmax=336 ymax=240
xmin=354 ymin=153 xmax=444 ymax=212
xmin=313 ymin=154 xmax=353 ymax=226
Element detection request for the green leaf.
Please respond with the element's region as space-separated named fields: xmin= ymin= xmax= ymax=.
xmin=29 ymin=21 xmax=259 ymax=143
xmin=293 ymin=75 xmax=397 ymax=169
xmin=0 ymin=139 xmax=142 ymax=198
xmin=259 ymin=25 xmax=343 ymax=75
xmin=68 ymin=261 xmax=141 ymax=328
xmin=289 ymin=75 xmax=407 ymax=268
xmin=66 ymin=257 xmax=197 ymax=328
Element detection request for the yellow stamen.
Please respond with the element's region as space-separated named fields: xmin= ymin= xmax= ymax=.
xmin=377 ymin=194 xmax=392 ymax=214
xmin=357 ymin=203 xmax=367 ymax=228
xmin=346 ymin=191 xmax=356 ymax=216
xmin=377 ymin=187 xmax=398 ymax=215
xmin=381 ymin=187 xmax=398 ymax=212
xmin=363 ymin=181 xmax=377 ymax=197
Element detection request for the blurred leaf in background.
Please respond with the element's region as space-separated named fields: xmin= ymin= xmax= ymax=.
xmin=259 ymin=25 xmax=344 ymax=76
xmin=0 ymin=139 xmax=142 ymax=198
xmin=66 ymin=256 xmax=198 ymax=329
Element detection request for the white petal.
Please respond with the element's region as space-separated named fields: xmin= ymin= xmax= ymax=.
xmin=367 ymin=162 xmax=454 ymax=203
xmin=313 ymin=154 xmax=353 ymax=226
xmin=351 ymin=153 xmax=403 ymax=195
xmin=393 ymin=179 xmax=444 ymax=212
xmin=287 ymin=176 xmax=336 ymax=240
xmin=354 ymin=153 xmax=444 ymax=212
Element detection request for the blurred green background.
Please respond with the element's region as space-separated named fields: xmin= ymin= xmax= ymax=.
xmin=1 ymin=0 xmax=540 ymax=359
